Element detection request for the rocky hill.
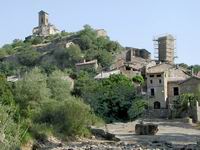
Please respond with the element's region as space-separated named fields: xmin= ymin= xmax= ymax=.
xmin=0 ymin=25 xmax=123 ymax=76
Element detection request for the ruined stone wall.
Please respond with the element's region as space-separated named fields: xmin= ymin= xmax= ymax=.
xmin=144 ymin=109 xmax=169 ymax=118
xmin=180 ymin=78 xmax=200 ymax=95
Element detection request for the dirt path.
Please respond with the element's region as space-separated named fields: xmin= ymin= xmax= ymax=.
xmin=29 ymin=119 xmax=200 ymax=149
xmin=106 ymin=119 xmax=200 ymax=145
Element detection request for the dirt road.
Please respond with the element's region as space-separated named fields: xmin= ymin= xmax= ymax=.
xmin=106 ymin=119 xmax=200 ymax=145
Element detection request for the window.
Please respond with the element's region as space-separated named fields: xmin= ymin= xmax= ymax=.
xmin=150 ymin=80 xmax=153 ymax=84
xmin=154 ymin=101 xmax=161 ymax=109
xmin=150 ymin=75 xmax=154 ymax=77
xmin=173 ymin=87 xmax=179 ymax=96
xmin=41 ymin=18 xmax=44 ymax=24
xmin=125 ymin=66 xmax=131 ymax=70
xmin=159 ymin=79 xmax=162 ymax=84
xmin=157 ymin=74 xmax=161 ymax=77
xmin=151 ymin=88 xmax=155 ymax=96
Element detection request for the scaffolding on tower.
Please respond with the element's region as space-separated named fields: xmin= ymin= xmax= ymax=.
xmin=153 ymin=33 xmax=178 ymax=64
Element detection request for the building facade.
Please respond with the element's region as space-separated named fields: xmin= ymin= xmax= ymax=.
xmin=75 ymin=59 xmax=98 ymax=71
xmin=146 ymin=63 xmax=189 ymax=109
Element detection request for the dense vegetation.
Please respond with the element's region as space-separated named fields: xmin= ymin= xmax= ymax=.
xmin=0 ymin=25 xmax=122 ymax=76
xmin=0 ymin=25 xmax=147 ymax=149
xmin=73 ymin=73 xmax=145 ymax=122
xmin=0 ymin=68 xmax=101 ymax=149
xmin=3 ymin=25 xmax=199 ymax=149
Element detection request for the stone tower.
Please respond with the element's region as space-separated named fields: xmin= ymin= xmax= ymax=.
xmin=39 ymin=11 xmax=49 ymax=26
xmin=154 ymin=34 xmax=175 ymax=64
xmin=32 ymin=10 xmax=60 ymax=36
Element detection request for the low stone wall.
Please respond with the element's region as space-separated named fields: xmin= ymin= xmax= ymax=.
xmin=144 ymin=109 xmax=169 ymax=119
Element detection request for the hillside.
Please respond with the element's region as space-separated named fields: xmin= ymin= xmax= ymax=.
xmin=0 ymin=25 xmax=122 ymax=77
xmin=0 ymin=25 xmax=147 ymax=150
xmin=0 ymin=24 xmax=200 ymax=150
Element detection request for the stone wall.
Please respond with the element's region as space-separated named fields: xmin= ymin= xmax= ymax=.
xmin=144 ymin=109 xmax=169 ymax=118
xmin=180 ymin=77 xmax=200 ymax=95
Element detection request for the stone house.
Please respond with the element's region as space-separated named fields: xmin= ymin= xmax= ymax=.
xmin=112 ymin=48 xmax=155 ymax=78
xmin=125 ymin=47 xmax=151 ymax=60
xmin=75 ymin=59 xmax=98 ymax=71
xmin=179 ymin=76 xmax=200 ymax=95
xmin=146 ymin=63 xmax=190 ymax=109
xmin=94 ymin=70 xmax=121 ymax=80
xmin=145 ymin=63 xmax=200 ymax=122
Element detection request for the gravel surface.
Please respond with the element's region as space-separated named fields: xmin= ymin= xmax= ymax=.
xmin=107 ymin=119 xmax=200 ymax=145
xmin=32 ymin=119 xmax=200 ymax=150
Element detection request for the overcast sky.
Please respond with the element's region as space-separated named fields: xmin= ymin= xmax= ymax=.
xmin=0 ymin=0 xmax=199 ymax=65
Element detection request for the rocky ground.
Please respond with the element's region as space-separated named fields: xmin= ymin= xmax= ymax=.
xmin=30 ymin=119 xmax=200 ymax=150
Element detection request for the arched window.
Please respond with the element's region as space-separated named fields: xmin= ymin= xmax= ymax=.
xmin=154 ymin=101 xmax=161 ymax=109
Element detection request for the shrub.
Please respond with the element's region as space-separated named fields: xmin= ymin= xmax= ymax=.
xmin=0 ymin=104 xmax=20 ymax=150
xmin=0 ymin=74 xmax=14 ymax=105
xmin=18 ymin=48 xmax=41 ymax=67
xmin=47 ymin=70 xmax=71 ymax=101
xmin=132 ymin=75 xmax=144 ymax=85
xmin=35 ymin=97 xmax=100 ymax=137
xmin=14 ymin=68 xmax=51 ymax=118
xmin=128 ymin=99 xmax=147 ymax=120
xmin=75 ymin=74 xmax=136 ymax=122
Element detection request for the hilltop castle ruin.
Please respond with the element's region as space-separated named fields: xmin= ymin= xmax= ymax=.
xmin=32 ymin=10 xmax=60 ymax=36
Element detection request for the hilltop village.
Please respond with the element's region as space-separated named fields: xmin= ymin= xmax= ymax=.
xmin=25 ymin=11 xmax=200 ymax=122
xmin=1 ymin=11 xmax=200 ymax=150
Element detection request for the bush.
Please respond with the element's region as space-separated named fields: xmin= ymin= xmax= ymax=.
xmin=75 ymin=74 xmax=136 ymax=122
xmin=0 ymin=104 xmax=20 ymax=150
xmin=0 ymin=74 xmax=14 ymax=105
xmin=29 ymin=124 xmax=50 ymax=143
xmin=18 ymin=48 xmax=41 ymax=67
xmin=35 ymin=97 xmax=100 ymax=137
xmin=128 ymin=99 xmax=147 ymax=120
xmin=47 ymin=70 xmax=71 ymax=101
xmin=132 ymin=75 xmax=144 ymax=85
xmin=14 ymin=68 xmax=51 ymax=118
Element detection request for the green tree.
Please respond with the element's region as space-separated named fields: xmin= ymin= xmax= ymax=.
xmin=18 ymin=48 xmax=41 ymax=67
xmin=0 ymin=104 xmax=20 ymax=150
xmin=47 ymin=70 xmax=71 ymax=101
xmin=54 ymin=45 xmax=82 ymax=69
xmin=75 ymin=74 xmax=136 ymax=122
xmin=35 ymin=97 xmax=99 ymax=137
xmin=172 ymin=93 xmax=199 ymax=118
xmin=0 ymin=75 xmax=14 ymax=105
xmin=73 ymin=71 xmax=97 ymax=97
xmin=132 ymin=75 xmax=144 ymax=85
xmin=97 ymin=49 xmax=113 ymax=68
xmin=128 ymin=98 xmax=147 ymax=120
xmin=0 ymin=61 xmax=19 ymax=76
xmin=14 ymin=68 xmax=51 ymax=118
xmin=0 ymin=48 xmax=7 ymax=58
xmin=105 ymin=41 xmax=122 ymax=53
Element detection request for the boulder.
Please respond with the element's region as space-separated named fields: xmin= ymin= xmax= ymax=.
xmin=135 ymin=123 xmax=158 ymax=135
xmin=90 ymin=127 xmax=120 ymax=141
